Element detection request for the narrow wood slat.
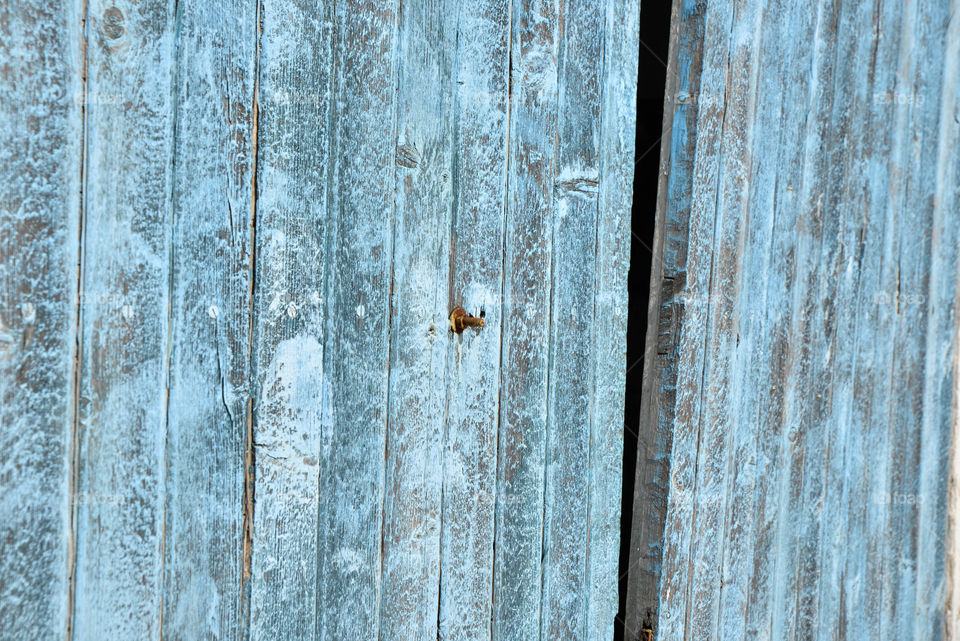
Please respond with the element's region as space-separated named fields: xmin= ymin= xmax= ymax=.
xmin=936 ymin=7 xmax=960 ymax=635
xmin=161 ymin=1 xmax=259 ymax=638
xmin=378 ymin=2 xmax=456 ymax=639
xmin=492 ymin=0 xmax=560 ymax=639
xmin=624 ymin=0 xmax=705 ymax=634
xmin=248 ymin=1 xmax=332 ymax=639
xmin=805 ymin=1 xmax=869 ymax=637
xmin=828 ymin=4 xmax=900 ymax=639
xmin=0 ymin=2 xmax=83 ymax=640
xmin=314 ymin=2 xmax=399 ymax=639
xmin=588 ymin=0 xmax=639 ymax=637
xmin=72 ymin=2 xmax=176 ymax=640
xmin=655 ymin=1 xmax=734 ymax=638
xmin=911 ymin=0 xmax=959 ymax=636
xmin=540 ymin=0 xmax=608 ymax=639
xmin=430 ymin=0 xmax=512 ymax=640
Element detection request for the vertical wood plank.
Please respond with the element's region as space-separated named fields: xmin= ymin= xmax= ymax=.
xmin=910 ymin=0 xmax=958 ymax=636
xmin=624 ymin=0 xmax=705 ymax=636
xmin=492 ymin=0 xmax=559 ymax=638
xmin=588 ymin=0 xmax=639 ymax=637
xmin=161 ymin=1 xmax=259 ymax=638
xmin=0 ymin=2 xmax=83 ymax=640
xmin=438 ymin=0 xmax=512 ymax=638
xmin=655 ymin=1 xmax=734 ymax=638
xmin=247 ymin=1 xmax=332 ymax=639
xmin=71 ymin=1 xmax=176 ymax=640
xmin=378 ymin=2 xmax=456 ymax=640
xmin=539 ymin=0 xmax=609 ymax=638
xmin=938 ymin=5 xmax=960 ymax=636
xmin=315 ymin=2 xmax=399 ymax=639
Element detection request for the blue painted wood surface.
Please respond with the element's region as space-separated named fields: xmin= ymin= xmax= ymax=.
xmin=0 ymin=3 xmax=83 ymax=640
xmin=629 ymin=1 xmax=960 ymax=640
xmin=1 ymin=1 xmax=638 ymax=640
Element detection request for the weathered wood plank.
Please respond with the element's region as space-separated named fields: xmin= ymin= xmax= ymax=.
xmin=71 ymin=2 xmax=176 ymax=640
xmin=378 ymin=2 xmax=455 ymax=640
xmin=939 ymin=6 xmax=960 ymax=638
xmin=314 ymin=2 xmax=399 ymax=639
xmin=438 ymin=1 xmax=512 ymax=639
xmin=540 ymin=0 xmax=608 ymax=638
xmin=587 ymin=0 xmax=639 ymax=636
xmin=492 ymin=0 xmax=560 ymax=639
xmin=247 ymin=1 xmax=332 ymax=639
xmin=624 ymin=0 xmax=705 ymax=636
xmin=0 ymin=2 xmax=83 ymax=640
xmin=655 ymin=1 xmax=734 ymax=638
xmin=161 ymin=1 xmax=259 ymax=638
xmin=910 ymin=0 xmax=958 ymax=636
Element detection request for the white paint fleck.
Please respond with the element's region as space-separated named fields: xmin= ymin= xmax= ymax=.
xmin=121 ymin=304 xmax=135 ymax=320
xmin=286 ymin=303 xmax=297 ymax=318
xmin=20 ymin=302 xmax=36 ymax=324
xmin=356 ymin=303 xmax=365 ymax=318
xmin=208 ymin=305 xmax=219 ymax=319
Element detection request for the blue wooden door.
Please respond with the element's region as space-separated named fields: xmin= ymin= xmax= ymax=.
xmin=625 ymin=1 xmax=960 ymax=640
xmin=0 ymin=1 xmax=639 ymax=640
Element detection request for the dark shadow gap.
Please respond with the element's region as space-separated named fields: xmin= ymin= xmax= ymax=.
xmin=615 ymin=1 xmax=671 ymax=640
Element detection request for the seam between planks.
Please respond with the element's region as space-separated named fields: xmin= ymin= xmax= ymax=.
xmin=314 ymin=0 xmax=339 ymax=637
xmin=66 ymin=1 xmax=90 ymax=638
xmin=376 ymin=2 xmax=404 ymax=639
xmin=490 ymin=0 xmax=515 ymax=636
xmin=240 ymin=1 xmax=264 ymax=635
xmin=584 ymin=0 xmax=610 ymax=635
xmin=537 ymin=0 xmax=564 ymax=636
xmin=158 ymin=1 xmax=183 ymax=640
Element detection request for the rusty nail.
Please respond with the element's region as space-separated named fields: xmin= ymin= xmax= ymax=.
xmin=449 ymin=306 xmax=484 ymax=333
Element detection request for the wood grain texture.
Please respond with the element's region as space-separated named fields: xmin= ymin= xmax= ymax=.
xmin=71 ymin=2 xmax=176 ymax=640
xmin=651 ymin=2 xmax=960 ymax=640
xmin=589 ymin=0 xmax=639 ymax=637
xmin=314 ymin=1 xmax=399 ymax=639
xmin=0 ymin=2 xmax=83 ymax=640
xmin=540 ymin=0 xmax=607 ymax=638
xmin=248 ymin=0 xmax=332 ymax=639
xmin=493 ymin=0 xmax=560 ymax=639
xmin=939 ymin=6 xmax=960 ymax=638
xmin=379 ymin=2 xmax=455 ymax=640
xmin=161 ymin=1 xmax=259 ymax=638
xmin=438 ymin=0 xmax=511 ymax=639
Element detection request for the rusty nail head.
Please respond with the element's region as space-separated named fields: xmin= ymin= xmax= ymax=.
xmin=450 ymin=306 xmax=484 ymax=333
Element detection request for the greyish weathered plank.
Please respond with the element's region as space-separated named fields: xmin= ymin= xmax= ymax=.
xmin=624 ymin=0 xmax=704 ymax=636
xmin=161 ymin=1 xmax=259 ymax=638
xmin=493 ymin=0 xmax=560 ymax=639
xmin=437 ymin=0 xmax=511 ymax=640
xmin=71 ymin=2 xmax=177 ymax=640
xmin=654 ymin=2 xmax=735 ymax=638
xmin=0 ymin=2 xmax=83 ymax=640
xmin=248 ymin=1 xmax=332 ymax=639
xmin=314 ymin=2 xmax=399 ymax=639
xmin=379 ymin=1 xmax=455 ymax=640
